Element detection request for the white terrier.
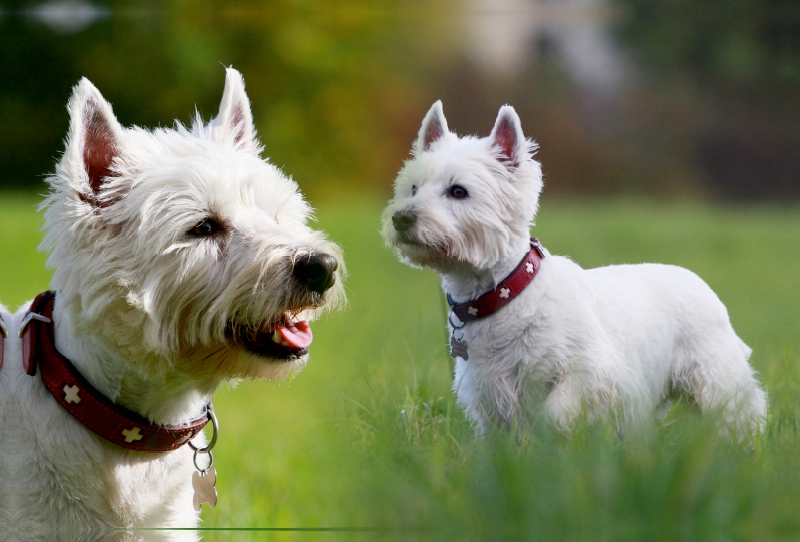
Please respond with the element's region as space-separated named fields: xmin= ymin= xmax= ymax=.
xmin=0 ymin=68 xmax=343 ymax=540
xmin=382 ymin=101 xmax=766 ymax=436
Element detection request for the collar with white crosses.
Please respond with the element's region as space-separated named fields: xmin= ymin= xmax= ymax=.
xmin=447 ymin=237 xmax=545 ymax=324
xmin=20 ymin=290 xmax=212 ymax=453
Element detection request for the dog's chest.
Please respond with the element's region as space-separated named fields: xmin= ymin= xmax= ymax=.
xmin=455 ymin=302 xmax=551 ymax=378
xmin=16 ymin=377 xmax=197 ymax=534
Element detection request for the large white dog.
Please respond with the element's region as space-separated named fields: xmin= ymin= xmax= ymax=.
xmin=0 ymin=69 xmax=343 ymax=540
xmin=382 ymin=101 xmax=766 ymax=436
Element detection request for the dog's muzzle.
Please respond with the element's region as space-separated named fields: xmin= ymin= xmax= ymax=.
xmin=293 ymin=252 xmax=338 ymax=294
xmin=392 ymin=210 xmax=417 ymax=232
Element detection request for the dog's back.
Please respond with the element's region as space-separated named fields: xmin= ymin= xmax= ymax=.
xmin=584 ymin=262 xmax=765 ymax=429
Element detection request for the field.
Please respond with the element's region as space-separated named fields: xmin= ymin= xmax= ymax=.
xmin=2 ymin=192 xmax=800 ymax=541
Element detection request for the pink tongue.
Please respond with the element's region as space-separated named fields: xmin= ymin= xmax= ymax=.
xmin=277 ymin=320 xmax=312 ymax=349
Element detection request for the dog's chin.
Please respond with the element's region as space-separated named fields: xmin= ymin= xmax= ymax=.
xmin=240 ymin=334 xmax=309 ymax=361
xmin=236 ymin=348 xmax=309 ymax=381
xmin=395 ymin=238 xmax=452 ymax=268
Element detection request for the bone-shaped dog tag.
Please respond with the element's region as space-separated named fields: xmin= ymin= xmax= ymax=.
xmin=192 ymin=467 xmax=218 ymax=511
xmin=450 ymin=335 xmax=469 ymax=361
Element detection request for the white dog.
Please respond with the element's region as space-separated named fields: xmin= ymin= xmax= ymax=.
xmin=0 ymin=68 xmax=343 ymax=540
xmin=382 ymin=101 xmax=766 ymax=436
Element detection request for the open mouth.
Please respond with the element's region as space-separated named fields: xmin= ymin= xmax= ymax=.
xmin=236 ymin=316 xmax=312 ymax=360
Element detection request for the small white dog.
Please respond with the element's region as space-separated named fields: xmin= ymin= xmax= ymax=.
xmin=0 ymin=68 xmax=343 ymax=540
xmin=382 ymin=101 xmax=766 ymax=436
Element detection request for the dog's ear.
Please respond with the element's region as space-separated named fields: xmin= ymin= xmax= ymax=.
xmin=212 ymin=68 xmax=258 ymax=152
xmin=65 ymin=78 xmax=124 ymax=206
xmin=490 ymin=105 xmax=525 ymax=170
xmin=413 ymin=100 xmax=449 ymax=155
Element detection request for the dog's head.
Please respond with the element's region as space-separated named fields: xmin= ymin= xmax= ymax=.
xmin=42 ymin=68 xmax=345 ymax=382
xmin=381 ymin=102 xmax=542 ymax=273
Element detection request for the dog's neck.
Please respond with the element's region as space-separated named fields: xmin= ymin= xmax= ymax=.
xmin=52 ymin=303 xmax=212 ymax=426
xmin=439 ymin=236 xmax=533 ymax=303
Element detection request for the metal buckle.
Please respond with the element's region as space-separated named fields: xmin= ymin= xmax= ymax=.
xmin=18 ymin=312 xmax=52 ymax=338
xmin=189 ymin=408 xmax=218 ymax=473
xmin=448 ymin=310 xmax=466 ymax=330
xmin=530 ymin=237 xmax=545 ymax=258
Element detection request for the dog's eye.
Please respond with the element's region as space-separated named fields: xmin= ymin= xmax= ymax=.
xmin=411 ymin=185 xmax=418 ymax=196
xmin=189 ymin=218 xmax=222 ymax=237
xmin=448 ymin=185 xmax=469 ymax=199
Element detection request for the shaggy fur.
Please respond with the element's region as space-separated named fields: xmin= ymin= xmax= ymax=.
xmin=0 ymin=69 xmax=344 ymax=540
xmin=382 ymin=101 xmax=766 ymax=436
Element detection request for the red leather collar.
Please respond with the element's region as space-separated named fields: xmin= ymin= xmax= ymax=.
xmin=448 ymin=238 xmax=545 ymax=323
xmin=21 ymin=291 xmax=211 ymax=453
xmin=0 ymin=314 xmax=6 ymax=370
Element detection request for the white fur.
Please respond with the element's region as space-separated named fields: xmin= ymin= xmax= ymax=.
xmin=382 ymin=101 xmax=766 ymax=436
xmin=0 ymin=68 xmax=344 ymax=540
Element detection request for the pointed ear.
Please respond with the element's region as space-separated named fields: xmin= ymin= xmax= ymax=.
xmin=211 ymin=67 xmax=257 ymax=151
xmin=66 ymin=78 xmax=124 ymax=206
xmin=490 ymin=105 xmax=525 ymax=169
xmin=412 ymin=100 xmax=449 ymax=154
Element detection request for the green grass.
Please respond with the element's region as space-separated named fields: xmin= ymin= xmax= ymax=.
xmin=2 ymin=192 xmax=800 ymax=541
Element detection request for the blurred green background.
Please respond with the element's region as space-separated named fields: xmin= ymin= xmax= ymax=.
xmin=3 ymin=0 xmax=800 ymax=199
xmin=2 ymin=0 xmax=800 ymax=540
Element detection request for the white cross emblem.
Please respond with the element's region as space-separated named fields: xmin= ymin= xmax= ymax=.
xmin=63 ymin=384 xmax=81 ymax=404
xmin=122 ymin=427 xmax=144 ymax=443
xmin=525 ymin=262 xmax=534 ymax=274
xmin=499 ymin=288 xmax=511 ymax=299
xmin=467 ymin=306 xmax=478 ymax=316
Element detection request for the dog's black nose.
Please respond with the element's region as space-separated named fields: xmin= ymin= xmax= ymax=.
xmin=293 ymin=253 xmax=338 ymax=294
xmin=392 ymin=211 xmax=417 ymax=232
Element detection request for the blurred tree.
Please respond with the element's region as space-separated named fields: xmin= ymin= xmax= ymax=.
xmin=1 ymin=0 xmax=798 ymax=199
xmin=0 ymin=0 xmax=456 ymax=198
xmin=613 ymin=0 xmax=800 ymax=198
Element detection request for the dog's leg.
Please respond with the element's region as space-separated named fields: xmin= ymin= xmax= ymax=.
xmin=674 ymin=328 xmax=767 ymax=436
xmin=453 ymin=359 xmax=493 ymax=435
xmin=542 ymin=373 xmax=594 ymax=431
